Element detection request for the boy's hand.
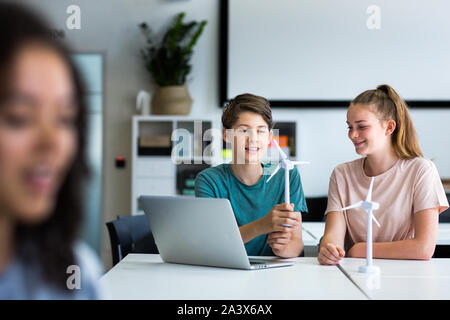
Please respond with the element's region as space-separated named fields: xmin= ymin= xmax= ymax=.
xmin=267 ymin=231 xmax=292 ymax=249
xmin=259 ymin=203 xmax=300 ymax=235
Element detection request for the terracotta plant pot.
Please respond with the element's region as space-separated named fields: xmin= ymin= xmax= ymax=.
xmin=152 ymin=85 xmax=192 ymax=115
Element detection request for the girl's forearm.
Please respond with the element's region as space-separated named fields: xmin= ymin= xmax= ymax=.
xmin=350 ymin=239 xmax=435 ymax=260
xmin=319 ymin=234 xmax=345 ymax=252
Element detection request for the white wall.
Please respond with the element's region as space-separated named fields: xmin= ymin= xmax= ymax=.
xmin=228 ymin=0 xmax=450 ymax=101
xmin=16 ymin=0 xmax=450 ymax=270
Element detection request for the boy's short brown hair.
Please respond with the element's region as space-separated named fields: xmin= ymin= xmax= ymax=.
xmin=222 ymin=93 xmax=274 ymax=129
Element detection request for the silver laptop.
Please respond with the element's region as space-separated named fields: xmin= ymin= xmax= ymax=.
xmin=139 ymin=195 xmax=295 ymax=270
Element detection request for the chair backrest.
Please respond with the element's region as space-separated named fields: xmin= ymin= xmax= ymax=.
xmin=117 ymin=214 xmax=149 ymax=244
xmin=439 ymin=193 xmax=450 ymax=222
xmin=106 ymin=214 xmax=158 ymax=266
xmin=304 ymin=196 xmax=328 ymax=222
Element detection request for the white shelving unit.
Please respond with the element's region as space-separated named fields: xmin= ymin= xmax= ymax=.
xmin=131 ymin=115 xmax=222 ymax=215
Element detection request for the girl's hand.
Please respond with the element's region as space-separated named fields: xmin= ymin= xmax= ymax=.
xmin=318 ymin=243 xmax=345 ymax=265
xmin=259 ymin=203 xmax=300 ymax=235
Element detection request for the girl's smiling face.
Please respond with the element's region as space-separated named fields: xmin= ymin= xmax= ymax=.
xmin=346 ymin=104 xmax=395 ymax=156
xmin=0 ymin=44 xmax=78 ymax=223
xmin=223 ymin=111 xmax=272 ymax=164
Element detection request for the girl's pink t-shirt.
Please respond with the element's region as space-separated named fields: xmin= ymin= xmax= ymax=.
xmin=325 ymin=157 xmax=449 ymax=250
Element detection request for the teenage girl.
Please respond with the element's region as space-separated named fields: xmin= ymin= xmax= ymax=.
xmin=318 ymin=84 xmax=449 ymax=265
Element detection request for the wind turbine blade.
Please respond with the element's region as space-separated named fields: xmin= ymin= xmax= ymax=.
xmin=266 ymin=164 xmax=281 ymax=182
xmin=342 ymin=201 xmax=363 ymax=211
xmin=272 ymin=139 xmax=288 ymax=160
xmin=366 ymin=177 xmax=375 ymax=202
xmin=371 ymin=215 xmax=381 ymax=227
xmin=292 ymin=161 xmax=310 ymax=165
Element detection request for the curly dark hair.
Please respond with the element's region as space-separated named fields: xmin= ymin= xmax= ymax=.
xmin=0 ymin=3 xmax=89 ymax=290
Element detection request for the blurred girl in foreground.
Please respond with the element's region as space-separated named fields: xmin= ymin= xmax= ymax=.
xmin=0 ymin=3 xmax=102 ymax=299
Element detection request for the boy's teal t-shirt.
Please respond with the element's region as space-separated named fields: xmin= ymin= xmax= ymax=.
xmin=194 ymin=163 xmax=308 ymax=256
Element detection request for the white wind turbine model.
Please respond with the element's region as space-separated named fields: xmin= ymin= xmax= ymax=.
xmin=341 ymin=176 xmax=381 ymax=274
xmin=266 ymin=139 xmax=310 ymax=227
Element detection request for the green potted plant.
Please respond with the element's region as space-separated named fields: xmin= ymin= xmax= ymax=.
xmin=139 ymin=12 xmax=207 ymax=115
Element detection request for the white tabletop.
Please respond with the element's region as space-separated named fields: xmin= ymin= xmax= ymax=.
xmin=302 ymin=222 xmax=325 ymax=242
xmin=338 ymin=257 xmax=450 ymax=300
xmin=301 ymin=227 xmax=320 ymax=257
xmin=99 ymin=254 xmax=367 ymax=300
xmin=301 ymin=228 xmax=319 ymax=246
xmin=303 ymin=222 xmax=450 ymax=246
xmin=437 ymin=223 xmax=450 ymax=245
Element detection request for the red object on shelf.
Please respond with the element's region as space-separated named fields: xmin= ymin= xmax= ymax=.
xmin=269 ymin=135 xmax=288 ymax=148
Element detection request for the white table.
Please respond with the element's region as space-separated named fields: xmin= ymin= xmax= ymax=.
xmin=301 ymin=228 xmax=319 ymax=257
xmin=338 ymin=258 xmax=450 ymax=299
xmin=303 ymin=222 xmax=450 ymax=246
xmin=437 ymin=223 xmax=450 ymax=245
xmin=302 ymin=222 xmax=325 ymax=242
xmin=99 ymin=254 xmax=367 ymax=300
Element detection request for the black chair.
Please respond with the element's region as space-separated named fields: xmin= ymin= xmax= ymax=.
xmin=433 ymin=192 xmax=450 ymax=258
xmin=438 ymin=193 xmax=450 ymax=223
xmin=303 ymin=196 xmax=328 ymax=222
xmin=106 ymin=214 xmax=159 ymax=266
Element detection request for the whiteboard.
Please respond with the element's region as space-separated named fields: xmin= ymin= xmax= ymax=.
xmin=223 ymin=0 xmax=450 ymax=106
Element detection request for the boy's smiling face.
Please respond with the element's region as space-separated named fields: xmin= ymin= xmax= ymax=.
xmin=224 ymin=111 xmax=273 ymax=164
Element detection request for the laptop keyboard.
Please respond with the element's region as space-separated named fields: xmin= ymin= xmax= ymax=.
xmin=249 ymin=260 xmax=270 ymax=268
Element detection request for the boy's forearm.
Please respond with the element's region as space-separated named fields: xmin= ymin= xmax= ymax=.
xmin=274 ymin=230 xmax=303 ymax=258
xmin=239 ymin=220 xmax=263 ymax=244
